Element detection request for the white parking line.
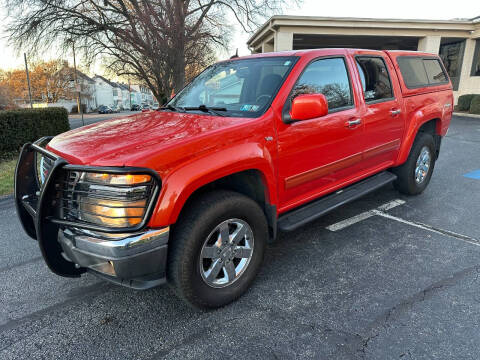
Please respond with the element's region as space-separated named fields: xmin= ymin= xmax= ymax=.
xmin=372 ymin=210 xmax=480 ymax=247
xmin=326 ymin=199 xmax=405 ymax=231
xmin=326 ymin=198 xmax=480 ymax=247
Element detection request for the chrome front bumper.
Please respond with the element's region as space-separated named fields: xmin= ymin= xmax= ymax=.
xmin=15 ymin=139 xmax=166 ymax=289
xmin=59 ymin=227 xmax=169 ymax=289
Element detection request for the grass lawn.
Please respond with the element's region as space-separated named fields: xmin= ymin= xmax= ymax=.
xmin=0 ymin=158 xmax=17 ymax=196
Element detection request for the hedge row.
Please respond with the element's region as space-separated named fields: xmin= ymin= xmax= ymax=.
xmin=471 ymin=96 xmax=480 ymax=115
xmin=0 ymin=107 xmax=70 ymax=156
xmin=457 ymin=94 xmax=480 ymax=114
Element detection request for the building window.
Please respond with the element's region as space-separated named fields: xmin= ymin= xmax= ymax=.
xmin=292 ymin=57 xmax=353 ymax=111
xmin=439 ymin=40 xmax=465 ymax=91
xmin=355 ymin=56 xmax=393 ymax=103
xmin=471 ymin=40 xmax=480 ymax=76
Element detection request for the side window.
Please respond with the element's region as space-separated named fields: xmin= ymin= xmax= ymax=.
xmin=292 ymin=57 xmax=353 ymax=111
xmin=423 ymin=59 xmax=448 ymax=84
xmin=397 ymin=56 xmax=449 ymax=88
xmin=356 ymin=57 xmax=394 ymax=102
xmin=396 ymin=57 xmax=428 ymax=87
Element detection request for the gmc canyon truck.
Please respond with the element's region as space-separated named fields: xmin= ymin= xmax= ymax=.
xmin=15 ymin=49 xmax=453 ymax=309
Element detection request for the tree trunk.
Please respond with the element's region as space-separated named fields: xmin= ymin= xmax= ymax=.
xmin=173 ymin=48 xmax=186 ymax=93
xmin=172 ymin=0 xmax=186 ymax=93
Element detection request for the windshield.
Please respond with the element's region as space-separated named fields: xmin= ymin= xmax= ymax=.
xmin=168 ymin=56 xmax=298 ymax=117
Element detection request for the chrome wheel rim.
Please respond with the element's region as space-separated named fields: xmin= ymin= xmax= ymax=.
xmin=415 ymin=146 xmax=431 ymax=184
xmin=199 ymin=218 xmax=254 ymax=288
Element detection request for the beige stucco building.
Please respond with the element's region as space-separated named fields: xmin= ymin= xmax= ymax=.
xmin=247 ymin=16 xmax=480 ymax=102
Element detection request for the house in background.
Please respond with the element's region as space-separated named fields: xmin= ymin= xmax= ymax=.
xmin=130 ymin=86 xmax=143 ymax=106
xmin=116 ymin=83 xmax=131 ymax=109
xmin=93 ymin=75 xmax=115 ymax=108
xmin=76 ymin=71 xmax=97 ymax=112
xmin=247 ymin=15 xmax=480 ymax=102
xmin=24 ymin=63 xmax=98 ymax=112
xmin=94 ymin=77 xmax=156 ymax=110
xmin=130 ymin=84 xmax=155 ymax=106
xmin=18 ymin=66 xmax=157 ymax=112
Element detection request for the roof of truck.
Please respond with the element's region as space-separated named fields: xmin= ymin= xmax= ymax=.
xmin=227 ymin=48 xmax=441 ymax=62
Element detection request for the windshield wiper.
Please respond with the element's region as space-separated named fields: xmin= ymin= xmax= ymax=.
xmin=183 ymin=105 xmax=227 ymax=117
xmin=159 ymin=104 xmax=185 ymax=112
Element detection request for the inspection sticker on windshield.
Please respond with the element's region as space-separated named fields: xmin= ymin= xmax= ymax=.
xmin=240 ymin=105 xmax=260 ymax=112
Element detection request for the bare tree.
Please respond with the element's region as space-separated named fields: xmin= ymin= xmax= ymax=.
xmin=4 ymin=0 xmax=293 ymax=103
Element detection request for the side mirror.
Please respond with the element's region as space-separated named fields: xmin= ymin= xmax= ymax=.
xmin=290 ymin=94 xmax=328 ymax=121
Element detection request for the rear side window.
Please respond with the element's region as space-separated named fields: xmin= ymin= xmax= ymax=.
xmin=355 ymin=57 xmax=394 ymax=103
xmin=292 ymin=57 xmax=353 ymax=111
xmin=397 ymin=57 xmax=448 ymax=88
xmin=423 ymin=59 xmax=448 ymax=84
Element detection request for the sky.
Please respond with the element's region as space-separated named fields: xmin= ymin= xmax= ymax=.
xmin=0 ymin=0 xmax=479 ymax=73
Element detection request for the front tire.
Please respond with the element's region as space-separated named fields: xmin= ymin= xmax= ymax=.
xmin=392 ymin=132 xmax=436 ymax=195
xmin=167 ymin=190 xmax=268 ymax=309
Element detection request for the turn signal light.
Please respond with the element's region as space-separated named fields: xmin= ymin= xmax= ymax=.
xmin=85 ymin=173 xmax=152 ymax=185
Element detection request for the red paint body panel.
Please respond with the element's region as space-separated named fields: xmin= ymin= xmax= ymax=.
xmin=46 ymin=48 xmax=453 ymax=228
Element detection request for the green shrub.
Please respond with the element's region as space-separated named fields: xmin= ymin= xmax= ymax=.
xmin=470 ymin=95 xmax=480 ymax=115
xmin=457 ymin=94 xmax=477 ymax=111
xmin=0 ymin=107 xmax=70 ymax=156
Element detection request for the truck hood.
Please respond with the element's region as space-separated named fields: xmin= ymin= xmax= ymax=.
xmin=48 ymin=111 xmax=247 ymax=167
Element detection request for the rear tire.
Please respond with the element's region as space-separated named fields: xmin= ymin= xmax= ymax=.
xmin=392 ymin=132 xmax=436 ymax=195
xmin=167 ymin=190 xmax=268 ymax=309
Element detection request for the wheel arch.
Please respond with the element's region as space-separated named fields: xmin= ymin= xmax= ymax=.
xmin=176 ymin=169 xmax=277 ymax=239
xmin=397 ymin=117 xmax=442 ymax=165
xmin=148 ymin=142 xmax=278 ymax=238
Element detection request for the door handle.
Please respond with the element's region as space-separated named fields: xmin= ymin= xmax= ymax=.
xmin=390 ymin=109 xmax=401 ymax=116
xmin=346 ymin=119 xmax=362 ymax=127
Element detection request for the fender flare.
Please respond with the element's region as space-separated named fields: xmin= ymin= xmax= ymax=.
xmin=148 ymin=142 xmax=277 ymax=227
xmin=396 ymin=107 xmax=444 ymax=165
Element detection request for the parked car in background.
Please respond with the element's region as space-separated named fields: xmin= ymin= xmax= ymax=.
xmin=98 ymin=105 xmax=113 ymax=114
xmin=131 ymin=104 xmax=141 ymax=111
xmin=111 ymin=105 xmax=121 ymax=113
xmin=141 ymin=104 xmax=151 ymax=112
xmin=15 ymin=48 xmax=453 ymax=310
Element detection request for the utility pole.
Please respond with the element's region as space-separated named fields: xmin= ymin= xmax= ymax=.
xmin=71 ymin=41 xmax=84 ymax=126
xmin=24 ymin=53 xmax=33 ymax=109
xmin=128 ymin=78 xmax=132 ymax=110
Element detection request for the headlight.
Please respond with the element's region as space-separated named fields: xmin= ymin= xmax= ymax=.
xmin=79 ymin=198 xmax=147 ymax=227
xmin=64 ymin=171 xmax=157 ymax=229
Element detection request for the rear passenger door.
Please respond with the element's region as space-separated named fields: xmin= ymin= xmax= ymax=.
xmin=354 ymin=54 xmax=404 ymax=168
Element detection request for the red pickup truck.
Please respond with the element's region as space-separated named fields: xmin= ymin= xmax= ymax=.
xmin=15 ymin=48 xmax=453 ymax=308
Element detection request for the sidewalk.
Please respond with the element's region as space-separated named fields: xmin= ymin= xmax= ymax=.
xmin=453 ymin=112 xmax=480 ymax=119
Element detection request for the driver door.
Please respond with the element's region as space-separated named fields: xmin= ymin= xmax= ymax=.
xmin=276 ymin=56 xmax=365 ymax=209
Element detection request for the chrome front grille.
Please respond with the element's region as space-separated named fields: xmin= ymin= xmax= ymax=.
xmin=60 ymin=171 xmax=155 ymax=227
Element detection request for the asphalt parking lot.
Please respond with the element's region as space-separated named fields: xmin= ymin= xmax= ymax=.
xmin=1 ymin=115 xmax=479 ymax=359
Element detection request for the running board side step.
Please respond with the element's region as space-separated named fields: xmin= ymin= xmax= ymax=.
xmin=278 ymin=171 xmax=397 ymax=232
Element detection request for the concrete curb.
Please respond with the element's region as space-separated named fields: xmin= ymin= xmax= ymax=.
xmin=0 ymin=194 xmax=13 ymax=201
xmin=0 ymin=195 xmax=13 ymax=207
xmin=453 ymin=112 xmax=480 ymax=119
